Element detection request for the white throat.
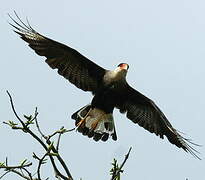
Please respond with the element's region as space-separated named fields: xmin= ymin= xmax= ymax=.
xmin=103 ymin=68 xmax=127 ymax=85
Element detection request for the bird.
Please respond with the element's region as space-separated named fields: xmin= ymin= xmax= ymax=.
xmin=8 ymin=12 xmax=200 ymax=159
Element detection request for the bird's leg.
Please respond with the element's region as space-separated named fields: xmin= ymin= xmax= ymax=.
xmin=76 ymin=108 xmax=92 ymax=128
xmin=90 ymin=113 xmax=106 ymax=131
xmin=90 ymin=120 xmax=99 ymax=130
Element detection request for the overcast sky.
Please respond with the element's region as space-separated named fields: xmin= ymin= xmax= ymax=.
xmin=1 ymin=1 xmax=204 ymax=180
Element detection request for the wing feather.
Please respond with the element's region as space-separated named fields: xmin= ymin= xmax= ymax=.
xmin=9 ymin=12 xmax=106 ymax=94
xmin=117 ymin=84 xmax=200 ymax=159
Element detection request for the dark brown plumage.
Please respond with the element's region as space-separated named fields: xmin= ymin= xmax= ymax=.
xmin=8 ymin=12 xmax=200 ymax=159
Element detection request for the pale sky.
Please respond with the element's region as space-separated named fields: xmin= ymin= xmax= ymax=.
xmin=1 ymin=1 xmax=204 ymax=180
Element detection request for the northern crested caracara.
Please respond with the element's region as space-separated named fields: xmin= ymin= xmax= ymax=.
xmin=8 ymin=12 xmax=200 ymax=159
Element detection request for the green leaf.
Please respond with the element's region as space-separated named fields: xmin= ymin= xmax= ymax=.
xmin=8 ymin=121 xmax=18 ymax=126
xmin=23 ymin=115 xmax=32 ymax=120
xmin=0 ymin=162 xmax=5 ymax=167
xmin=47 ymin=141 xmax=54 ymax=152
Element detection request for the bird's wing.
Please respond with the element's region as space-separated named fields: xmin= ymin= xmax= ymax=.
xmin=116 ymin=84 xmax=200 ymax=159
xmin=8 ymin=12 xmax=106 ymax=94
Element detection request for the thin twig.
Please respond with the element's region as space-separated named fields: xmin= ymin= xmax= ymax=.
xmin=0 ymin=169 xmax=31 ymax=180
xmin=111 ymin=147 xmax=132 ymax=180
xmin=37 ymin=153 xmax=48 ymax=180
xmin=0 ymin=162 xmax=32 ymax=169
xmin=117 ymin=147 xmax=132 ymax=174
xmin=56 ymin=130 xmax=62 ymax=151
xmin=34 ymin=110 xmax=46 ymax=139
xmin=0 ymin=171 xmax=10 ymax=179
xmin=0 ymin=158 xmax=33 ymax=180
xmin=34 ymin=114 xmax=73 ymax=179
xmin=22 ymin=167 xmax=34 ymax=180
xmin=35 ymin=114 xmax=74 ymax=180
xmin=56 ymin=127 xmax=75 ymax=151
xmin=10 ymin=169 xmax=32 ymax=180
xmin=6 ymin=91 xmax=26 ymax=127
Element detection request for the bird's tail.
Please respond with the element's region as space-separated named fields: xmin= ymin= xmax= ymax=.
xmin=71 ymin=104 xmax=117 ymax=141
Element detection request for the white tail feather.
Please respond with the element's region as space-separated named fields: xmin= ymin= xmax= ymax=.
xmin=72 ymin=104 xmax=117 ymax=141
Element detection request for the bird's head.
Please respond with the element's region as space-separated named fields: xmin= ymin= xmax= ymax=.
xmin=117 ymin=63 xmax=129 ymax=71
xmin=112 ymin=63 xmax=129 ymax=80
xmin=104 ymin=63 xmax=129 ymax=84
xmin=114 ymin=63 xmax=129 ymax=73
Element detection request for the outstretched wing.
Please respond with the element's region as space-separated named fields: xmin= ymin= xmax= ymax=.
xmin=117 ymin=84 xmax=200 ymax=159
xmin=8 ymin=12 xmax=106 ymax=94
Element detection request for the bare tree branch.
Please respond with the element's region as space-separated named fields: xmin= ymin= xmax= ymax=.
xmin=34 ymin=114 xmax=75 ymax=180
xmin=116 ymin=147 xmax=132 ymax=175
xmin=8 ymin=169 xmax=32 ymax=180
xmin=0 ymin=171 xmax=10 ymax=179
xmin=37 ymin=153 xmax=48 ymax=180
xmin=110 ymin=147 xmax=132 ymax=180
xmin=0 ymin=158 xmax=34 ymax=180
xmin=21 ymin=167 xmax=34 ymax=180
xmin=0 ymin=162 xmax=32 ymax=169
xmin=5 ymin=91 xmax=74 ymax=180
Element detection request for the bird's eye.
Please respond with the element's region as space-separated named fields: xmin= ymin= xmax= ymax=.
xmin=118 ymin=63 xmax=124 ymax=67
xmin=118 ymin=63 xmax=129 ymax=70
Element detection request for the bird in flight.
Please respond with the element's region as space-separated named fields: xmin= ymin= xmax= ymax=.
xmin=8 ymin=12 xmax=200 ymax=159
